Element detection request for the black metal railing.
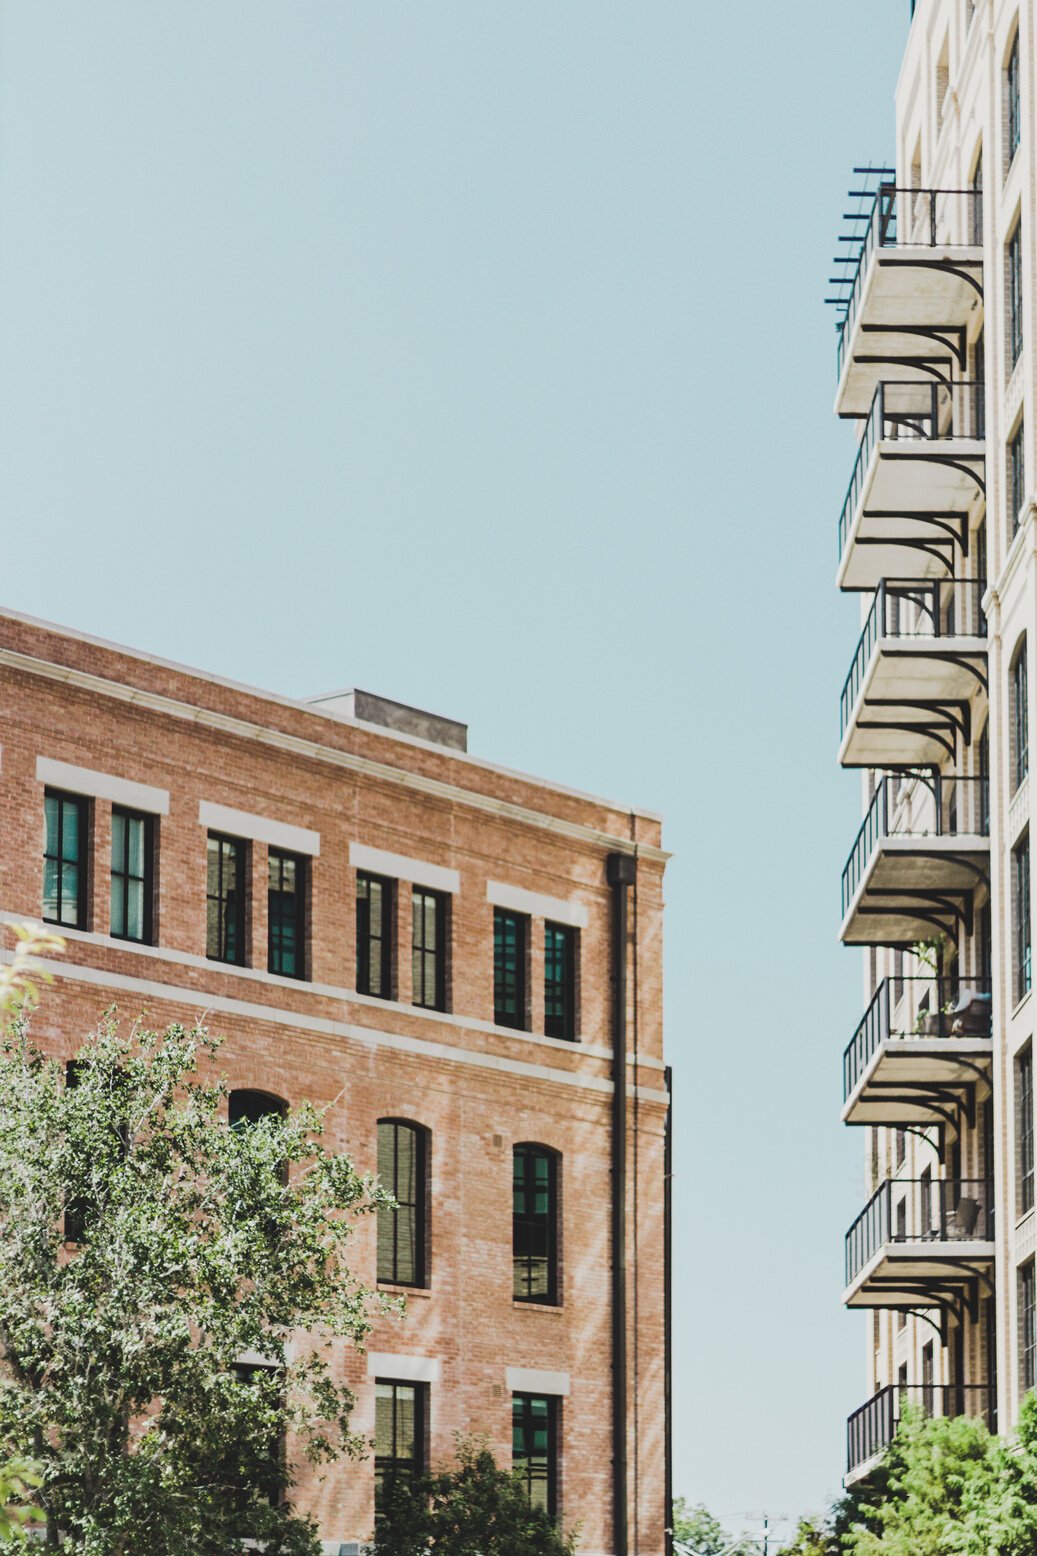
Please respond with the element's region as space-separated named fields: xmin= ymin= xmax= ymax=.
xmin=840 ymin=578 xmax=987 ymax=732
xmin=839 ymin=380 xmax=986 ymax=559
xmin=846 ymin=1177 xmax=994 ymax=1286
xmin=843 ymin=974 xmax=993 ymax=1100
xmin=837 ymin=185 xmax=983 ymax=374
xmin=847 ymin=1382 xmax=992 ymax=1473
xmin=842 ymin=773 xmax=989 ymax=914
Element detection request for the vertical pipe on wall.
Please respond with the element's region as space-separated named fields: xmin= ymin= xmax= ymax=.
xmin=607 ymin=851 xmax=635 ymax=1556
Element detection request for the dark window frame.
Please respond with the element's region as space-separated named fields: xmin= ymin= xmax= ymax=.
xmin=207 ymin=832 xmax=247 ymax=966
xmin=412 ymin=887 xmax=447 ymax=1012
xmin=268 ymin=848 xmax=306 ymax=980
xmin=1016 ymin=832 xmax=1032 ymax=1004
xmin=374 ymin=1378 xmax=427 ymax=1522
xmin=1010 ymin=417 xmax=1027 ymax=535
xmin=110 ymin=806 xmax=154 ymax=945
xmin=494 ymin=907 xmax=528 ymax=1030
xmin=43 ymin=789 xmax=88 ymax=930
xmin=544 ymin=922 xmax=577 ymax=1041
xmin=1015 ymin=640 xmax=1030 ymax=791
xmin=377 ymin=1118 xmax=428 ymax=1289
xmin=1021 ymin=1047 xmax=1035 ymax=1215
xmin=1009 ymin=224 xmax=1025 ymax=371
xmin=1008 ymin=29 xmax=1022 ymax=165
xmin=357 ymin=872 xmax=394 ymax=999
xmin=513 ymin=1142 xmax=559 ymax=1306
xmin=1023 ymin=1260 xmax=1037 ymax=1393
xmin=229 ymin=1089 xmax=289 ymax=1184
xmin=512 ymin=1391 xmax=558 ymax=1520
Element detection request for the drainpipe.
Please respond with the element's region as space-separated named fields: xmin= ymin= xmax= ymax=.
xmin=607 ymin=851 xmax=635 ymax=1556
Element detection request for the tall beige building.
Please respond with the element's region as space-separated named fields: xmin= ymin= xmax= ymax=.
xmin=831 ymin=0 xmax=1037 ymax=1480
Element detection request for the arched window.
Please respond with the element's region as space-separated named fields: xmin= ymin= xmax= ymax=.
xmin=513 ymin=1144 xmax=559 ymax=1305
xmin=229 ymin=1090 xmax=288 ymax=1128
xmin=1013 ymin=638 xmax=1029 ymax=792
xmin=229 ymin=1090 xmax=289 ymax=1185
xmin=377 ymin=1119 xmax=428 ymax=1288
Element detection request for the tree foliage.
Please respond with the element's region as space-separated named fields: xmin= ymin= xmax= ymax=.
xmin=789 ymin=1397 xmax=1037 ymax=1556
xmin=671 ymin=1497 xmax=758 ymax=1555
xmin=0 ymin=1001 xmax=385 ymax=1554
xmin=372 ymin=1435 xmax=579 ymax=1556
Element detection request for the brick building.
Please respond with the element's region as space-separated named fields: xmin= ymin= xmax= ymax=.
xmin=0 ymin=608 xmax=670 ymax=1555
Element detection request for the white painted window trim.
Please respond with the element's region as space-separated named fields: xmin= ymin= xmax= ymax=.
xmin=505 ymin=1366 xmax=570 ymax=1397
xmin=349 ymin=842 xmax=459 ymax=894
xmin=198 ymin=800 xmax=320 ymax=857
xmin=487 ymin=880 xmax=588 ymax=929
xmin=0 ymin=911 xmax=668 ymax=1079
xmin=36 ymin=757 xmax=169 ymax=816
xmin=366 ymin=1352 xmax=441 ymax=1384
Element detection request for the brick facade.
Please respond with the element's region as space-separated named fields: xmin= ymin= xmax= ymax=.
xmin=0 ymin=609 xmax=669 ymax=1555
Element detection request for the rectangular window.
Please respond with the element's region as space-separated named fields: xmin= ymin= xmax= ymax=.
xmin=110 ymin=807 xmax=152 ymax=943
xmin=512 ymin=1393 xmax=557 ymax=1519
xmin=895 ymin=1127 xmax=906 ymax=1169
xmin=1016 ymin=834 xmax=1032 ymax=1003
xmin=377 ymin=1120 xmax=427 ymax=1287
xmin=357 ymin=872 xmax=393 ymax=998
xmin=412 ymin=888 xmax=446 ymax=1011
xmin=544 ymin=922 xmax=576 ymax=1041
xmin=206 ymin=833 xmax=246 ymax=965
xmin=1022 ymin=1261 xmax=1037 ymax=1393
xmin=513 ymin=1145 xmax=558 ymax=1305
xmin=494 ymin=908 xmax=527 ymax=1030
xmin=43 ymin=790 xmax=87 ymax=929
xmin=922 ymin=1340 xmax=935 ymax=1417
xmin=1008 ymin=31 xmax=1022 ymax=164
xmin=1010 ymin=419 xmax=1027 ymax=536
xmin=268 ymin=850 xmax=305 ymax=978
xmin=375 ymin=1380 xmax=426 ymax=1520
xmin=1015 ymin=647 xmax=1030 ymax=788
xmin=1008 ymin=225 xmax=1024 ymax=371
xmin=1021 ymin=1048 xmax=1034 ymax=1214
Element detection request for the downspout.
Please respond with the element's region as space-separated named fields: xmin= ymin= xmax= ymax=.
xmin=664 ymin=1064 xmax=673 ymax=1556
xmin=607 ymin=851 xmax=635 ymax=1556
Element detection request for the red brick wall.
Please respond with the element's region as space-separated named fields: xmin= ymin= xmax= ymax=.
xmin=0 ymin=613 xmax=669 ymax=1554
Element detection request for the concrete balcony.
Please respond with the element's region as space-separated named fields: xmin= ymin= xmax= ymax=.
xmin=833 ymin=184 xmax=983 ymax=420
xmin=839 ymin=579 xmax=987 ymax=769
xmin=840 ymin=773 xmax=989 ymax=947
xmin=844 ymin=1176 xmax=994 ymax=1313
xmin=837 ymin=381 xmax=985 ymax=592
xmin=846 ymin=1383 xmax=993 ymax=1481
xmin=842 ymin=975 xmax=992 ymax=1130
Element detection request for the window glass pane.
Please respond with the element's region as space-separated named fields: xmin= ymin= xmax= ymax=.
xmin=111 ymin=811 xmax=126 ymax=874
xmin=44 ymin=793 xmax=59 ymax=859
xmin=60 ymin=863 xmax=79 ymax=924
xmin=61 ymin=803 xmax=80 ymax=864
xmin=43 ymin=858 xmax=60 ymax=922
xmin=207 ymin=837 xmax=221 ymax=899
xmin=126 ymin=879 xmax=144 ymax=941
xmin=126 ymin=816 xmax=144 ymax=877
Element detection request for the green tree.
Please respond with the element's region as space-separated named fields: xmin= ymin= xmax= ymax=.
xmin=671 ymin=1498 xmax=757 ymax=1555
xmin=373 ymin=1435 xmax=579 ymax=1556
xmin=0 ymin=1007 xmax=385 ymax=1554
xmin=843 ymin=1407 xmax=997 ymax=1556
xmin=955 ymin=1392 xmax=1037 ymax=1554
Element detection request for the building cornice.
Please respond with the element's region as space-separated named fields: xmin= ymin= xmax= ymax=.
xmin=0 ymin=647 xmax=669 ymax=865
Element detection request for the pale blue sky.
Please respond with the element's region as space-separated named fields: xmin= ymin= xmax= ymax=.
xmin=0 ymin=0 xmax=908 ymax=1531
